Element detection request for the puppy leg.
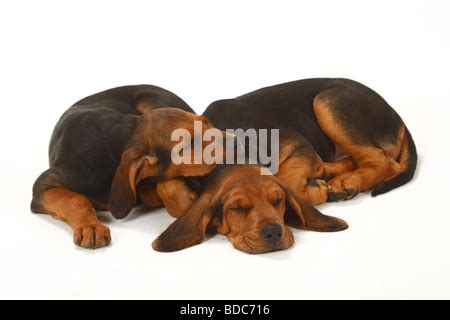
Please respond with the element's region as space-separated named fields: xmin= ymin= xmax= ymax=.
xmin=276 ymin=153 xmax=328 ymax=206
xmin=326 ymin=146 xmax=401 ymax=200
xmin=322 ymin=157 xmax=357 ymax=179
xmin=314 ymin=91 xmax=403 ymax=200
xmin=33 ymin=187 xmax=111 ymax=249
xmin=156 ymin=178 xmax=198 ymax=218
xmin=137 ymin=181 xmax=164 ymax=208
xmin=137 ymin=178 xmax=197 ymax=217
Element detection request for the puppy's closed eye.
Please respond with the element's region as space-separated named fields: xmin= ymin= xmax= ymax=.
xmin=229 ymin=206 xmax=251 ymax=214
xmin=272 ymin=197 xmax=283 ymax=207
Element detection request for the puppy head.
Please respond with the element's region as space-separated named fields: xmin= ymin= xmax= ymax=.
xmin=109 ymin=108 xmax=230 ymax=219
xmin=152 ymin=165 xmax=348 ymax=254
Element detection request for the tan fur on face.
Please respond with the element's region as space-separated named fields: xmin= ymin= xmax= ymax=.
xmin=109 ymin=108 xmax=230 ymax=219
xmin=152 ymin=164 xmax=348 ymax=253
xmin=212 ymin=166 xmax=295 ymax=253
xmin=136 ymin=109 xmax=229 ymax=179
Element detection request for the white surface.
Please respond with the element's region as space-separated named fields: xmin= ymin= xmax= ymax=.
xmin=1 ymin=0 xmax=449 ymax=300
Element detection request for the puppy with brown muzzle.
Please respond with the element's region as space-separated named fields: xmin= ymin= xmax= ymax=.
xmin=153 ymin=77 xmax=417 ymax=254
xmin=31 ymin=85 xmax=230 ymax=249
xmin=153 ymin=164 xmax=348 ymax=254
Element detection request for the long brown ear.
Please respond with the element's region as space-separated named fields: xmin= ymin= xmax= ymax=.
xmin=282 ymin=184 xmax=348 ymax=232
xmin=152 ymin=186 xmax=218 ymax=252
xmin=109 ymin=146 xmax=158 ymax=219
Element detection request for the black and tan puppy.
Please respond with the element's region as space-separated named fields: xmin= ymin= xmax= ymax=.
xmin=153 ymin=78 xmax=417 ymax=254
xmin=204 ymin=78 xmax=417 ymax=204
xmin=153 ymin=164 xmax=348 ymax=254
xmin=31 ymin=85 xmax=227 ymax=249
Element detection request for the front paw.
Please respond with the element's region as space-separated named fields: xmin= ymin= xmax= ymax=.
xmin=303 ymin=179 xmax=329 ymax=206
xmin=327 ymin=173 xmax=361 ymax=202
xmin=328 ymin=188 xmax=358 ymax=202
xmin=73 ymin=224 xmax=111 ymax=249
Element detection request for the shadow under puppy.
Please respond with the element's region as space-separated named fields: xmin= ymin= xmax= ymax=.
xmin=153 ymin=78 xmax=417 ymax=254
xmin=31 ymin=85 xmax=229 ymax=249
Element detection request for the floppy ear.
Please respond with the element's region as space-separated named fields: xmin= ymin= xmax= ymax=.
xmin=282 ymin=185 xmax=348 ymax=232
xmin=109 ymin=146 xmax=158 ymax=219
xmin=152 ymin=186 xmax=219 ymax=252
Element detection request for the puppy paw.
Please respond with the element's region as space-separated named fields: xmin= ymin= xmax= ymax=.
xmin=73 ymin=224 xmax=111 ymax=249
xmin=328 ymin=188 xmax=358 ymax=202
xmin=327 ymin=173 xmax=361 ymax=202
xmin=303 ymin=179 xmax=329 ymax=206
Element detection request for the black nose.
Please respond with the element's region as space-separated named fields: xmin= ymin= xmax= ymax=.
xmin=261 ymin=224 xmax=282 ymax=243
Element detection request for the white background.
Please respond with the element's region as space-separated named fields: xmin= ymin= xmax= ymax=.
xmin=0 ymin=0 xmax=449 ymax=300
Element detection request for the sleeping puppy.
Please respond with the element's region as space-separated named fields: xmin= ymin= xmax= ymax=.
xmin=202 ymin=78 xmax=417 ymax=205
xmin=153 ymin=78 xmax=417 ymax=253
xmin=31 ymin=85 xmax=229 ymax=249
xmin=152 ymin=164 xmax=348 ymax=254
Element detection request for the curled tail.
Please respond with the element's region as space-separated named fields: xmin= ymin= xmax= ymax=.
xmin=371 ymin=127 xmax=417 ymax=196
